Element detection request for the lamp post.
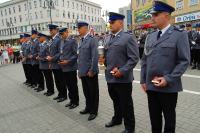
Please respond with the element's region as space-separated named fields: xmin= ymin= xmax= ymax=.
xmin=43 ymin=0 xmax=55 ymax=24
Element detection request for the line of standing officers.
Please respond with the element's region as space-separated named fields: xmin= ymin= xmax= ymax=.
xmin=19 ymin=1 xmax=191 ymax=132
xmin=20 ymin=22 xmax=100 ymax=121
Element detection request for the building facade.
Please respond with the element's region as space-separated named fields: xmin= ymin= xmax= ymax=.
xmin=0 ymin=0 xmax=102 ymax=41
xmin=119 ymin=5 xmax=132 ymax=31
xmin=132 ymin=0 xmax=200 ymax=29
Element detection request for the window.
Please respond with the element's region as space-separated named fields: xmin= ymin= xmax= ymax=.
xmin=1 ymin=10 xmax=3 ymax=17
xmin=68 ymin=11 xmax=70 ymax=18
xmin=81 ymin=5 xmax=83 ymax=10
xmin=13 ymin=7 xmax=15 ymax=13
xmin=72 ymin=13 xmax=75 ymax=19
xmin=10 ymin=17 xmax=12 ymax=24
xmin=15 ymin=27 xmax=18 ymax=34
xmin=14 ymin=17 xmax=16 ymax=23
xmin=19 ymin=15 xmax=22 ymax=22
xmin=72 ymin=2 xmax=74 ymax=9
xmin=67 ymin=1 xmax=69 ymax=8
xmin=24 ymin=3 xmax=27 ymax=11
xmin=9 ymin=8 xmax=11 ymax=14
xmin=40 ymin=11 xmax=43 ymax=18
xmin=176 ymin=0 xmax=184 ymax=10
xmin=39 ymin=0 xmax=42 ymax=7
xmin=76 ymin=3 xmax=78 ymax=10
xmin=2 ymin=19 xmax=4 ymax=26
xmin=35 ymin=12 xmax=38 ymax=19
xmin=29 ymin=2 xmax=32 ymax=9
xmin=5 ymin=9 xmax=7 ymax=16
xmin=34 ymin=1 xmax=37 ymax=8
xmin=63 ymin=11 xmax=66 ymax=18
xmin=189 ymin=0 xmax=199 ymax=6
xmin=18 ymin=5 xmax=21 ymax=12
xmin=62 ymin=0 xmax=65 ymax=7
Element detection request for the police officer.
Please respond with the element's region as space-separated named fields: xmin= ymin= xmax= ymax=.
xmin=194 ymin=31 xmax=200 ymax=70
xmin=20 ymin=34 xmax=29 ymax=85
xmin=22 ymin=34 xmax=33 ymax=87
xmin=77 ymin=21 xmax=99 ymax=121
xmin=58 ymin=27 xmax=79 ymax=109
xmin=99 ymin=12 xmax=139 ymax=133
xmin=37 ymin=33 xmax=55 ymax=96
xmin=30 ymin=30 xmax=44 ymax=91
xmin=188 ymin=29 xmax=198 ymax=68
xmin=140 ymin=1 xmax=190 ymax=133
xmin=138 ymin=31 xmax=148 ymax=59
xmin=47 ymin=24 xmax=67 ymax=102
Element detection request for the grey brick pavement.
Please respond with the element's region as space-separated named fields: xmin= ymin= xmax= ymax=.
xmin=0 ymin=64 xmax=199 ymax=133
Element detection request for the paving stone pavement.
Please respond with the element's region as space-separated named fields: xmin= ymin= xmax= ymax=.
xmin=0 ymin=64 xmax=199 ymax=133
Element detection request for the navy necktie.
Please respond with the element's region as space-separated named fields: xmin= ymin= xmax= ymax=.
xmin=110 ymin=34 xmax=115 ymax=41
xmin=81 ymin=38 xmax=84 ymax=42
xmin=157 ymin=31 xmax=162 ymax=40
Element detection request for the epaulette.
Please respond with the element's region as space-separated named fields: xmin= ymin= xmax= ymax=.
xmin=124 ymin=31 xmax=133 ymax=35
xmin=148 ymin=30 xmax=156 ymax=34
xmin=89 ymin=35 xmax=94 ymax=38
xmin=173 ymin=26 xmax=183 ymax=32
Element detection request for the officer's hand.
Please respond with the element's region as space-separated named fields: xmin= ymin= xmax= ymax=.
xmin=47 ymin=56 xmax=53 ymax=61
xmin=36 ymin=56 xmax=39 ymax=60
xmin=112 ymin=68 xmax=123 ymax=78
xmin=22 ymin=57 xmax=26 ymax=62
xmin=58 ymin=60 xmax=69 ymax=65
xmin=98 ymin=56 xmax=105 ymax=65
xmin=141 ymin=84 xmax=147 ymax=93
xmin=87 ymin=71 xmax=95 ymax=78
xmin=154 ymin=77 xmax=168 ymax=88
xmin=28 ymin=55 xmax=33 ymax=59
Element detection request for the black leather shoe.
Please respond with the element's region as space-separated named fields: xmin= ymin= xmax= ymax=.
xmin=27 ymin=84 xmax=32 ymax=87
xmin=105 ymin=120 xmax=122 ymax=128
xmin=46 ymin=92 xmax=54 ymax=96
xmin=53 ymin=96 xmax=60 ymax=100
xmin=36 ymin=88 xmax=44 ymax=92
xmin=23 ymin=82 xmax=28 ymax=85
xmin=57 ymin=97 xmax=67 ymax=103
xmin=29 ymin=84 xmax=37 ymax=88
xmin=80 ymin=109 xmax=90 ymax=115
xmin=88 ymin=114 xmax=97 ymax=121
xmin=34 ymin=87 xmax=39 ymax=90
xmin=43 ymin=92 xmax=48 ymax=95
xmin=69 ymin=104 xmax=79 ymax=109
xmin=65 ymin=102 xmax=72 ymax=107
xmin=192 ymin=66 xmax=196 ymax=69
xmin=121 ymin=129 xmax=134 ymax=133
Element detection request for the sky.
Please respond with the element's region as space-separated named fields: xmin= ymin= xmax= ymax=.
xmin=0 ymin=0 xmax=131 ymax=12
